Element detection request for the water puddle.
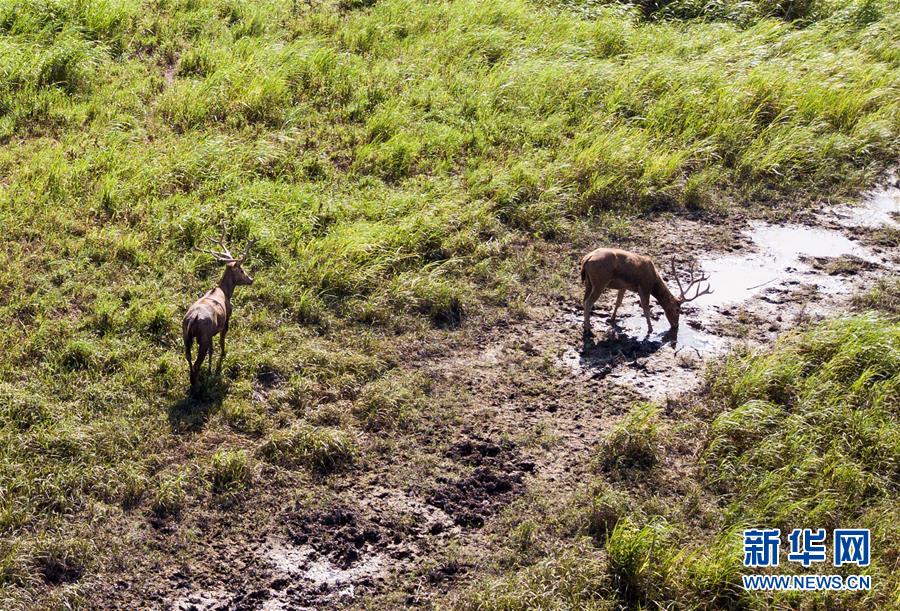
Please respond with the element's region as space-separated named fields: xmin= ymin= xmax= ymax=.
xmin=702 ymin=221 xmax=874 ymax=307
xmin=833 ymin=175 xmax=899 ymax=229
xmin=562 ymin=181 xmax=896 ymax=399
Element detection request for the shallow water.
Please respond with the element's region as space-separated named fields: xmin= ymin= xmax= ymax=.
xmin=753 ymin=223 xmax=872 ymax=259
xmin=833 ymin=180 xmax=899 ymax=229
xmin=575 ymin=309 xmax=726 ymax=354
xmin=699 ymin=222 xmax=871 ymax=308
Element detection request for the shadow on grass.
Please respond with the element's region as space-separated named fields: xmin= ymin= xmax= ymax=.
xmin=168 ymin=376 xmax=228 ymax=433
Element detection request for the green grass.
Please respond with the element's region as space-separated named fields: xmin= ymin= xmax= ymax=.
xmin=208 ymin=449 xmax=252 ymax=495
xmin=597 ymin=402 xmax=660 ymax=471
xmin=0 ymin=0 xmax=898 ymax=606
xmin=705 ymin=314 xmax=898 ymax=531
xmin=352 ymin=369 xmax=429 ymax=431
xmin=258 ymin=424 xmax=357 ymax=473
xmin=454 ymin=316 xmax=899 ymax=609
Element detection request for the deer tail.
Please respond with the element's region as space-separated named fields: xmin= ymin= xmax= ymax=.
xmin=580 ymin=257 xmax=587 ymax=284
xmin=182 ymin=315 xmax=196 ymax=364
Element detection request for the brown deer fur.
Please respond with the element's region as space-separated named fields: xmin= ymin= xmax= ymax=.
xmin=183 ymin=226 xmax=254 ymax=387
xmin=580 ymin=248 xmax=711 ymax=335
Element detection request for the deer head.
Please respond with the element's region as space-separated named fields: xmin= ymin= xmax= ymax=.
xmin=662 ymin=257 xmax=713 ymax=330
xmin=195 ymin=222 xmax=255 ymax=286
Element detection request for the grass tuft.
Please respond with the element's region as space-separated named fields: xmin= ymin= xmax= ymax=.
xmin=31 ymin=537 xmax=91 ymax=586
xmin=208 ymin=449 xmax=251 ymax=495
xmin=352 ymin=370 xmax=428 ymax=432
xmin=597 ymin=402 xmax=660 ymax=471
xmin=259 ymin=425 xmax=357 ymax=473
xmin=150 ymin=473 xmax=187 ymax=520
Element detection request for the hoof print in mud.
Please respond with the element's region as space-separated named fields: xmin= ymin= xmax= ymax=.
xmin=286 ymin=505 xmax=382 ymax=570
xmin=427 ymin=438 xmax=527 ymax=528
xmin=424 ymin=560 xmax=464 ymax=585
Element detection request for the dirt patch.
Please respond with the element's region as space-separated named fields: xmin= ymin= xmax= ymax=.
xmin=285 ymin=505 xmax=383 ymax=570
xmin=427 ymin=437 xmax=530 ymax=528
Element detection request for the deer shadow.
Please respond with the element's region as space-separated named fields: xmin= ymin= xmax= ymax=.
xmin=168 ymin=376 xmax=229 ymax=433
xmin=578 ymin=323 xmax=676 ymax=377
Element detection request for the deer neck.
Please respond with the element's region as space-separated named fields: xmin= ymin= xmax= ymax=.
xmin=652 ymin=278 xmax=680 ymax=325
xmin=218 ymin=268 xmax=237 ymax=301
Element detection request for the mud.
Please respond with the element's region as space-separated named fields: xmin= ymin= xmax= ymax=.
xmin=166 ymin=437 xmax=531 ymax=608
xmin=427 ymin=438 xmax=529 ymax=528
xmin=284 ymin=505 xmax=383 ymax=570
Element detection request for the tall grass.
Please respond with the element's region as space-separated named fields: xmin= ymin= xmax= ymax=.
xmin=706 ymin=315 xmax=898 ymax=534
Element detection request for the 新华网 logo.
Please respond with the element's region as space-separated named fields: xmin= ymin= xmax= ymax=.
xmin=741 ymin=528 xmax=871 ymax=592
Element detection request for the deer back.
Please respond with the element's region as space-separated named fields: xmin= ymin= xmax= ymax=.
xmin=184 ymin=287 xmax=230 ymax=338
xmin=582 ymin=248 xmax=660 ymax=292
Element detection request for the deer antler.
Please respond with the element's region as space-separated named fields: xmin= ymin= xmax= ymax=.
xmin=238 ymin=238 xmax=256 ymax=263
xmin=670 ymin=256 xmax=684 ymax=296
xmin=194 ymin=221 xmax=237 ymax=262
xmin=672 ymin=257 xmax=713 ymax=303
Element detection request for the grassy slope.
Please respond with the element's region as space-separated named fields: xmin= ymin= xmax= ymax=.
xmin=452 ymin=312 xmax=899 ymax=610
xmin=0 ymin=0 xmax=898 ymax=606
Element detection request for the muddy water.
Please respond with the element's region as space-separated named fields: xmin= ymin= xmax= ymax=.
xmin=702 ymin=222 xmax=875 ymax=307
xmin=563 ymin=183 xmax=898 ymax=399
xmin=834 ymin=176 xmax=899 ymax=229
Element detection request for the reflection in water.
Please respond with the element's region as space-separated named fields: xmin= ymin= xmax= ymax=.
xmin=564 ymin=306 xmax=726 ymax=386
xmin=583 ymin=309 xmax=726 ymax=355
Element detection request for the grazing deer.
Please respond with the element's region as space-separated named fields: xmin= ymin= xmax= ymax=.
xmin=183 ymin=224 xmax=255 ymax=387
xmin=580 ymin=248 xmax=712 ymax=336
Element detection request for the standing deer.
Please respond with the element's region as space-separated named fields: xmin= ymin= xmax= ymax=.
xmin=580 ymin=248 xmax=712 ymax=336
xmin=183 ymin=224 xmax=255 ymax=387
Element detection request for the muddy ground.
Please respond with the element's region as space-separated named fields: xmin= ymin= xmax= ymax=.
xmin=99 ymin=179 xmax=898 ymax=610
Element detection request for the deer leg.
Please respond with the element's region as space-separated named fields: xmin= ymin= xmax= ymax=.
xmin=638 ymin=288 xmax=653 ymax=334
xmin=194 ymin=339 xmax=210 ymax=383
xmin=184 ymin=335 xmax=194 ymax=385
xmin=610 ymin=289 xmax=625 ymax=323
xmin=582 ymin=277 xmax=593 ymax=332
xmin=217 ymin=324 xmax=228 ymax=373
xmin=207 ymin=338 xmax=214 ymax=375
xmin=583 ymin=282 xmax=607 ymax=333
